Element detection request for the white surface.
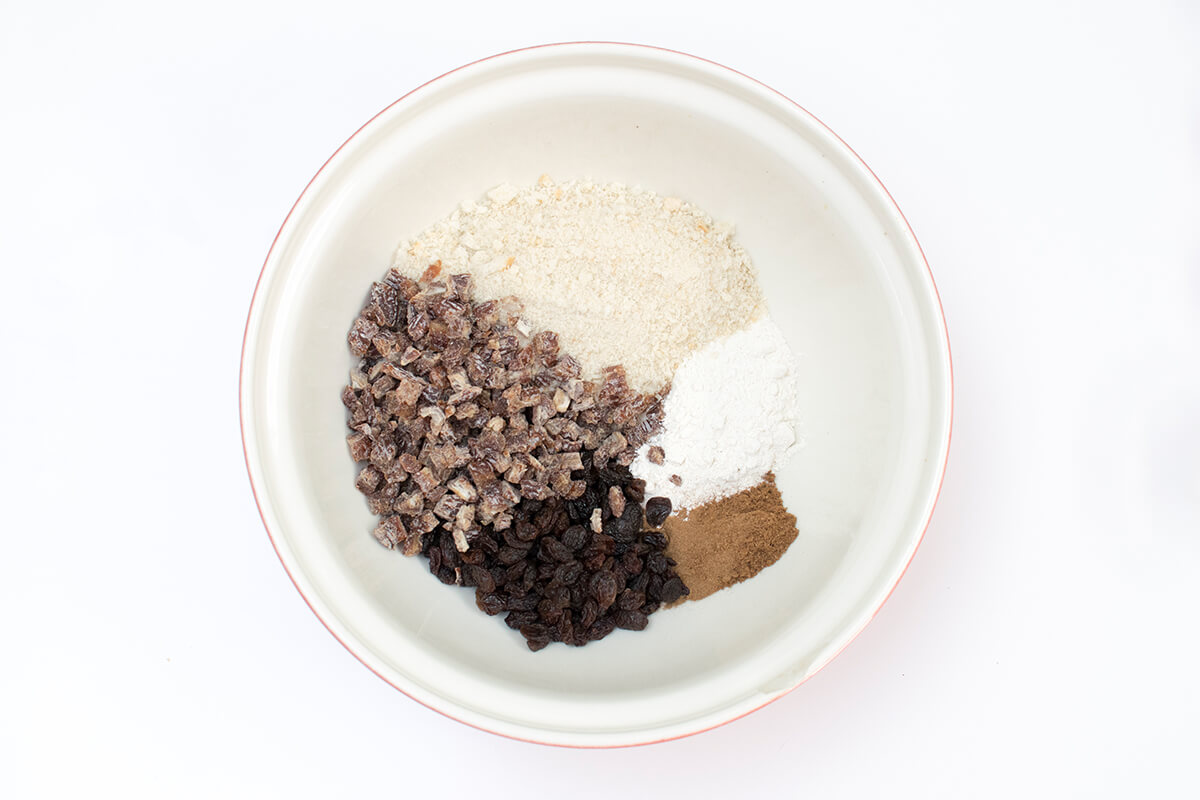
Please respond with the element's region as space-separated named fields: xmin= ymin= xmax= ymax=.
xmin=239 ymin=42 xmax=951 ymax=745
xmin=1 ymin=0 xmax=1197 ymax=794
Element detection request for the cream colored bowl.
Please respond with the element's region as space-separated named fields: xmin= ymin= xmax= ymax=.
xmin=240 ymin=43 xmax=952 ymax=746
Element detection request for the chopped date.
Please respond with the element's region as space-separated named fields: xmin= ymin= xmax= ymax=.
xmin=355 ymin=466 xmax=382 ymax=494
xmin=406 ymin=308 xmax=429 ymax=341
xmin=608 ymin=485 xmax=626 ymax=518
xmin=363 ymin=282 xmax=402 ymax=328
xmin=371 ymin=329 xmax=405 ymax=357
xmin=346 ymin=432 xmax=371 ymax=462
xmin=347 ymin=317 xmax=378 ymax=357
xmin=372 ymin=516 xmax=404 ymax=550
xmin=384 ymin=269 xmax=420 ymax=298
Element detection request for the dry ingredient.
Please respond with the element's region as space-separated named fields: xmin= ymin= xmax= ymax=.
xmin=341 ymin=265 xmax=687 ymax=649
xmin=632 ymin=317 xmax=802 ymax=509
xmin=644 ymin=496 xmax=673 ymax=528
xmin=343 ymin=177 xmax=810 ymax=637
xmin=445 ymin=451 xmax=690 ymax=649
xmin=392 ymin=177 xmax=764 ymax=393
xmin=663 ymin=474 xmax=797 ymax=602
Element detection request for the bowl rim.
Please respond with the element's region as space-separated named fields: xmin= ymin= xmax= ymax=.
xmin=239 ymin=40 xmax=954 ymax=748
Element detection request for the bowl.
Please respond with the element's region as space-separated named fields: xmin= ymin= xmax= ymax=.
xmin=240 ymin=42 xmax=952 ymax=747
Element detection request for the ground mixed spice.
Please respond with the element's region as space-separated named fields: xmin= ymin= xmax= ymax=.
xmin=663 ymin=474 xmax=798 ymax=602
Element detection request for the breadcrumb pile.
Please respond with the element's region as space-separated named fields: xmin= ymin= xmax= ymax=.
xmin=392 ymin=177 xmax=764 ymax=393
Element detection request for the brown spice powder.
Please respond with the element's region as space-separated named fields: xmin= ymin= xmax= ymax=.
xmin=664 ymin=474 xmax=797 ymax=603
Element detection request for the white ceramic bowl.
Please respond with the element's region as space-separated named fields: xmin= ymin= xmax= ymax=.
xmin=240 ymin=43 xmax=952 ymax=747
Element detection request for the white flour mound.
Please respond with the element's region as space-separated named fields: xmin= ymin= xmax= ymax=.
xmin=392 ymin=177 xmax=764 ymax=393
xmin=632 ymin=317 xmax=803 ymax=509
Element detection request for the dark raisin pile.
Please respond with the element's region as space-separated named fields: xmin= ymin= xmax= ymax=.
xmin=342 ymin=264 xmax=687 ymax=650
xmin=426 ymin=454 xmax=687 ymax=650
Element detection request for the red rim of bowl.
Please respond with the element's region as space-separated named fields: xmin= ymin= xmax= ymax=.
xmin=238 ymin=41 xmax=954 ymax=748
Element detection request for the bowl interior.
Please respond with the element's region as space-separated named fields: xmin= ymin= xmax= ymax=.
xmin=242 ymin=45 xmax=950 ymax=746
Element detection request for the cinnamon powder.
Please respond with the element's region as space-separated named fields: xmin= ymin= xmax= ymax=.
xmin=664 ymin=474 xmax=798 ymax=603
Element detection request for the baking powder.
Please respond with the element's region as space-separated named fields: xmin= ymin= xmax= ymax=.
xmin=632 ymin=317 xmax=802 ymax=509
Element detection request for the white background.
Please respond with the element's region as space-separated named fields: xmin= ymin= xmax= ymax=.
xmin=2 ymin=1 xmax=1197 ymax=796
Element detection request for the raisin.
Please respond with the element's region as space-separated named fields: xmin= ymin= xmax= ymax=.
xmin=589 ymin=571 xmax=619 ymax=610
xmin=552 ymin=612 xmax=572 ymax=640
xmin=614 ymin=610 xmax=648 ymax=631
xmin=519 ymin=622 xmax=550 ymax=640
xmin=587 ymin=616 xmax=617 ymax=641
xmin=496 ymin=546 xmax=527 ymax=565
xmin=503 ymin=561 xmax=527 ymax=586
xmin=463 ymin=564 xmax=496 ymax=593
xmin=581 ymin=551 xmax=606 ymax=572
xmin=561 ymin=525 xmax=589 ymax=551
xmin=644 ymin=496 xmax=672 ymax=528
xmin=505 ymin=610 xmax=537 ymax=630
xmin=506 ymin=593 xmax=539 ymax=612
xmin=660 ymin=576 xmax=688 ymax=604
xmin=553 ymin=561 xmax=583 ymax=586
xmin=616 ymin=589 xmax=644 ymax=611
xmin=629 ymin=572 xmax=650 ymax=594
xmin=646 ymin=551 xmax=669 ymax=576
xmin=537 ymin=599 xmax=563 ymax=623
xmin=476 ymin=591 xmax=505 ymax=615
xmin=513 ymin=520 xmax=539 ymax=543
xmin=617 ymin=500 xmax=643 ymax=538
xmin=540 ymin=537 xmax=574 ymax=563
xmin=642 ymin=531 xmax=667 ymax=550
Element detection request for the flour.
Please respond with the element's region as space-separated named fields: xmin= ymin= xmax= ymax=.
xmin=632 ymin=318 xmax=802 ymax=509
xmin=392 ymin=176 xmax=764 ymax=393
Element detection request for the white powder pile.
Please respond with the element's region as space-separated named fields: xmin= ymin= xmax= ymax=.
xmin=632 ymin=317 xmax=803 ymax=509
xmin=393 ymin=177 xmax=764 ymax=393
